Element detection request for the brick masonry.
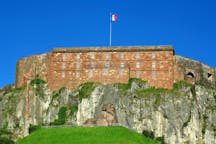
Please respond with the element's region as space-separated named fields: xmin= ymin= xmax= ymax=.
xmin=15 ymin=45 xmax=215 ymax=90
xmin=48 ymin=46 xmax=174 ymax=90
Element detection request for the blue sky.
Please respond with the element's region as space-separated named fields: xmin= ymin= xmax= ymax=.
xmin=0 ymin=0 xmax=216 ymax=87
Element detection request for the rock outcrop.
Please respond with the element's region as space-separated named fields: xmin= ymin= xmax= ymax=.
xmin=0 ymin=78 xmax=215 ymax=144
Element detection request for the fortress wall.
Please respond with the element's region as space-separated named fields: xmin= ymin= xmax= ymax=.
xmin=47 ymin=46 xmax=174 ymax=90
xmin=15 ymin=46 xmax=215 ymax=90
xmin=174 ymin=55 xmax=216 ymax=87
xmin=16 ymin=53 xmax=50 ymax=87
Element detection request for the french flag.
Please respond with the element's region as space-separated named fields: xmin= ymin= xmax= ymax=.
xmin=111 ymin=14 xmax=118 ymax=21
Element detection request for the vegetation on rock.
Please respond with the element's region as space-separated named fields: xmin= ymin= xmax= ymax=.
xmin=30 ymin=78 xmax=46 ymax=86
xmin=30 ymin=78 xmax=46 ymax=98
xmin=142 ymin=130 xmax=165 ymax=144
xmin=78 ymin=82 xmax=98 ymax=101
xmin=0 ymin=128 xmax=14 ymax=144
xmin=69 ymin=105 xmax=78 ymax=115
xmin=50 ymin=107 xmax=67 ymax=125
xmin=115 ymin=78 xmax=147 ymax=90
xmin=28 ymin=124 xmax=41 ymax=134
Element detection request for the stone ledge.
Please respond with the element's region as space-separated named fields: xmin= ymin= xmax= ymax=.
xmin=53 ymin=45 xmax=174 ymax=53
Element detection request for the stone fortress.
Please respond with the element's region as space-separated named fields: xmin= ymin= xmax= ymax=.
xmin=16 ymin=45 xmax=215 ymax=90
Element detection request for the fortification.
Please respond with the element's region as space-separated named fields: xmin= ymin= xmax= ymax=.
xmin=16 ymin=45 xmax=215 ymax=90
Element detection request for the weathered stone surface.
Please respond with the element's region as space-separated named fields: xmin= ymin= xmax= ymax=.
xmin=174 ymin=55 xmax=216 ymax=87
xmin=1 ymin=79 xmax=215 ymax=143
xmin=84 ymin=103 xmax=118 ymax=126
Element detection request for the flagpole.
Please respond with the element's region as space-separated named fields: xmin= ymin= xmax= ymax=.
xmin=109 ymin=13 xmax=112 ymax=47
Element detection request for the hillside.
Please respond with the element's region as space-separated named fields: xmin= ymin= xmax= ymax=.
xmin=0 ymin=78 xmax=216 ymax=144
xmin=16 ymin=126 xmax=158 ymax=144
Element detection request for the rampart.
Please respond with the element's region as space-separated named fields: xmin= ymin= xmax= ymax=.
xmin=15 ymin=45 xmax=215 ymax=90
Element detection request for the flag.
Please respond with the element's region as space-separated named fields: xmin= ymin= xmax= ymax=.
xmin=111 ymin=14 xmax=118 ymax=21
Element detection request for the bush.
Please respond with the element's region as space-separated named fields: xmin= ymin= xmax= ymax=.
xmin=51 ymin=87 xmax=66 ymax=105
xmin=0 ymin=129 xmax=14 ymax=144
xmin=0 ymin=129 xmax=12 ymax=136
xmin=70 ymin=105 xmax=78 ymax=115
xmin=142 ymin=130 xmax=166 ymax=144
xmin=78 ymin=82 xmax=97 ymax=100
xmin=52 ymin=87 xmax=66 ymax=99
xmin=28 ymin=124 xmax=41 ymax=134
xmin=0 ymin=137 xmax=14 ymax=144
xmin=51 ymin=107 xmax=67 ymax=125
xmin=3 ymin=121 xmax=8 ymax=129
xmin=142 ymin=130 xmax=154 ymax=139
xmin=30 ymin=78 xmax=46 ymax=98
xmin=30 ymin=78 xmax=46 ymax=86
xmin=155 ymin=136 xmax=166 ymax=144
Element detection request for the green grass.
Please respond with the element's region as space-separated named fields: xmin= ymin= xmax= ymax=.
xmin=16 ymin=126 xmax=159 ymax=144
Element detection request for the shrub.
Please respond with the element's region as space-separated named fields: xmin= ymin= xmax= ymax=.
xmin=51 ymin=107 xmax=67 ymax=125
xmin=142 ymin=130 xmax=166 ymax=144
xmin=78 ymin=82 xmax=97 ymax=100
xmin=70 ymin=105 xmax=78 ymax=115
xmin=0 ymin=129 xmax=12 ymax=136
xmin=155 ymin=136 xmax=166 ymax=144
xmin=0 ymin=129 xmax=14 ymax=144
xmin=58 ymin=87 xmax=66 ymax=94
xmin=0 ymin=137 xmax=14 ymax=144
xmin=3 ymin=121 xmax=8 ymax=129
xmin=52 ymin=87 xmax=66 ymax=99
xmin=28 ymin=124 xmax=41 ymax=134
xmin=142 ymin=130 xmax=154 ymax=139
xmin=30 ymin=78 xmax=46 ymax=98
xmin=30 ymin=78 xmax=46 ymax=86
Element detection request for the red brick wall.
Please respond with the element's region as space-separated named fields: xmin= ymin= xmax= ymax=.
xmin=47 ymin=47 xmax=174 ymax=90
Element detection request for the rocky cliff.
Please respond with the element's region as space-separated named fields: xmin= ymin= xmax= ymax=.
xmin=0 ymin=78 xmax=215 ymax=144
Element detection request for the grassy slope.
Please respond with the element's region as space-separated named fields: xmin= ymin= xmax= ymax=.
xmin=16 ymin=126 xmax=158 ymax=144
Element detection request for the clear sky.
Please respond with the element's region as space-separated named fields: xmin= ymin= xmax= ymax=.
xmin=0 ymin=0 xmax=216 ymax=88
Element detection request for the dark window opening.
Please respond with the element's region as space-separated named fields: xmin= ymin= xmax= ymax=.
xmin=208 ymin=73 xmax=212 ymax=79
xmin=187 ymin=72 xmax=195 ymax=78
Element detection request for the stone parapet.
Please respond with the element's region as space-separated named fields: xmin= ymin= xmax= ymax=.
xmin=53 ymin=45 xmax=174 ymax=53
